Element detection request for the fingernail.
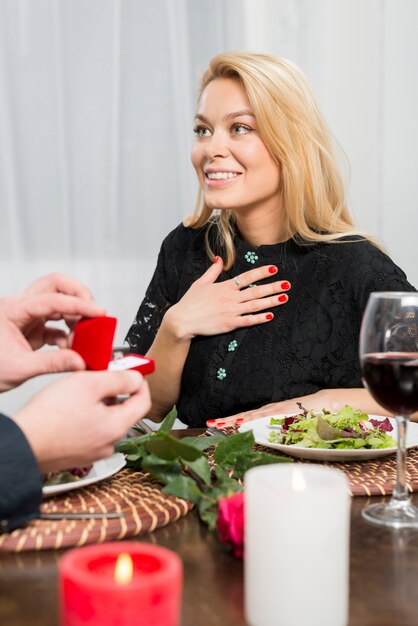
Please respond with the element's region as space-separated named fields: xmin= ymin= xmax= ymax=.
xmin=217 ymin=421 xmax=226 ymax=427
xmin=268 ymin=265 xmax=278 ymax=274
xmin=266 ymin=313 xmax=274 ymax=320
xmin=213 ymin=256 xmax=220 ymax=263
xmin=236 ymin=418 xmax=244 ymax=424
xmin=206 ymin=419 xmax=216 ymax=425
xmin=280 ymin=281 xmax=291 ymax=290
xmin=278 ymin=294 xmax=288 ymax=303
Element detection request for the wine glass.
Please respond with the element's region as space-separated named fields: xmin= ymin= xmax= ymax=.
xmin=360 ymin=291 xmax=418 ymax=528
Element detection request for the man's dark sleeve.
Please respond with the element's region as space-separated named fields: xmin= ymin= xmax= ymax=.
xmin=0 ymin=413 xmax=42 ymax=532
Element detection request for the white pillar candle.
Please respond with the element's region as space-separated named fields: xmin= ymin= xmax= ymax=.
xmin=245 ymin=464 xmax=350 ymax=626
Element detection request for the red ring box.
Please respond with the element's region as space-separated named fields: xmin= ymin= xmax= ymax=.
xmin=71 ymin=316 xmax=155 ymax=374
xmin=107 ymin=354 xmax=155 ymax=375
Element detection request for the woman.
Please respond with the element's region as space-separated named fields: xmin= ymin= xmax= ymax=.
xmin=126 ymin=52 xmax=414 ymax=428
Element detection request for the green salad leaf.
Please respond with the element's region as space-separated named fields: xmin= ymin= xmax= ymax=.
xmin=268 ymin=404 xmax=396 ymax=450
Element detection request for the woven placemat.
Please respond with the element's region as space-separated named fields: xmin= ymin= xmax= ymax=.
xmin=0 ymin=469 xmax=192 ymax=553
xmin=219 ymin=425 xmax=418 ymax=497
xmin=254 ymin=443 xmax=418 ymax=497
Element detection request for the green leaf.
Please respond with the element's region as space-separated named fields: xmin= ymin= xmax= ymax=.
xmin=213 ymin=430 xmax=291 ymax=478
xmin=158 ymin=406 xmax=178 ymax=433
xmin=184 ymin=455 xmax=212 ymax=486
xmin=162 ymin=475 xmax=203 ymax=504
xmin=124 ymin=457 xmax=145 ymax=470
xmin=126 ymin=453 xmax=142 ymax=462
xmin=316 ymin=416 xmax=343 ymax=441
xmin=146 ymin=432 xmax=203 ymax=462
xmin=181 ymin=435 xmax=227 ymax=451
xmin=233 ymin=450 xmax=291 ymax=479
xmin=198 ymin=498 xmax=219 ymax=530
xmin=141 ymin=452 xmax=179 ymax=468
xmin=214 ymin=430 xmax=255 ymax=467
xmin=214 ymin=466 xmax=241 ymax=490
xmin=211 ymin=469 xmax=243 ymax=502
xmin=115 ymin=433 xmax=153 ymax=454
xmin=141 ymin=453 xmax=182 ymax=484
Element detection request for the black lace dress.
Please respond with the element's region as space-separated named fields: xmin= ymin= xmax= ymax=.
xmin=126 ymin=223 xmax=415 ymax=427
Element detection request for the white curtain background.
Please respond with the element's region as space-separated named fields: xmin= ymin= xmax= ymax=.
xmin=1 ymin=0 xmax=417 ymax=413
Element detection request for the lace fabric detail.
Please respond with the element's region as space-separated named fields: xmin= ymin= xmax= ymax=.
xmin=126 ymin=223 xmax=415 ymax=427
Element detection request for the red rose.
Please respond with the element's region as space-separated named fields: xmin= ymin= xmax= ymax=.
xmin=217 ymin=492 xmax=245 ymax=558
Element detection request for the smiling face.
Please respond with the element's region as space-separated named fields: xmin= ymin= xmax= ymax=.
xmin=191 ymin=78 xmax=282 ymax=219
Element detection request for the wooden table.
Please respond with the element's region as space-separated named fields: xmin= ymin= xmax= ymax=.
xmin=2 ymin=437 xmax=418 ymax=625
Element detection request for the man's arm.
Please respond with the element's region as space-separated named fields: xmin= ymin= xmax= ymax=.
xmin=0 ymin=414 xmax=42 ymax=533
xmin=0 ymin=370 xmax=151 ymax=532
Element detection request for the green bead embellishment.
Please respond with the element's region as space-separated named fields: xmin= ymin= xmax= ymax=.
xmin=217 ymin=368 xmax=227 ymax=380
xmin=228 ymin=340 xmax=238 ymax=352
xmin=245 ymin=251 xmax=259 ymax=264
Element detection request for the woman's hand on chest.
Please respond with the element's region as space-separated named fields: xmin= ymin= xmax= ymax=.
xmin=164 ymin=257 xmax=291 ymax=341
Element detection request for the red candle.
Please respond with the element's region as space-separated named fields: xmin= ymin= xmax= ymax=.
xmin=60 ymin=542 xmax=182 ymax=626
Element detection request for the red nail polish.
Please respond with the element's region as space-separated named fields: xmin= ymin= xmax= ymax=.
xmin=281 ymin=281 xmax=291 ymax=290
xmin=278 ymin=294 xmax=288 ymax=303
xmin=268 ymin=265 xmax=278 ymax=274
xmin=207 ymin=419 xmax=216 ymax=424
xmin=213 ymin=256 xmax=220 ymax=264
xmin=236 ymin=418 xmax=244 ymax=423
xmin=217 ymin=421 xmax=226 ymax=427
xmin=266 ymin=313 xmax=274 ymax=320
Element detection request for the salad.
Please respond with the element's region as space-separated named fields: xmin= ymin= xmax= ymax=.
xmin=43 ymin=465 xmax=92 ymax=486
xmin=268 ymin=404 xmax=396 ymax=450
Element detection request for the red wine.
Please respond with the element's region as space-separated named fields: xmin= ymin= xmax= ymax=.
xmin=362 ymin=353 xmax=418 ymax=415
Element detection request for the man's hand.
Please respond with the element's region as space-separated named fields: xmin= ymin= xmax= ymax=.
xmin=0 ymin=273 xmax=106 ymax=391
xmin=13 ymin=370 xmax=151 ymax=472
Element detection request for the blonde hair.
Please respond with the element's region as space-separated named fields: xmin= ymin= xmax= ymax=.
xmin=185 ymin=51 xmax=382 ymax=269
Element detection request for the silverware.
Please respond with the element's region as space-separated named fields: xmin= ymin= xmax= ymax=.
xmin=205 ymin=427 xmax=227 ymax=437
xmin=40 ymin=512 xmax=125 ymax=520
xmin=133 ymin=420 xmax=155 ymax=435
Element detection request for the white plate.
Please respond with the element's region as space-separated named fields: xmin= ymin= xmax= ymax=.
xmin=239 ymin=415 xmax=418 ymax=462
xmin=42 ymin=453 xmax=126 ymax=497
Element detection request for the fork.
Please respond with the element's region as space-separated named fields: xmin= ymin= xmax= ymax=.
xmin=40 ymin=512 xmax=125 ymax=520
xmin=205 ymin=427 xmax=227 ymax=437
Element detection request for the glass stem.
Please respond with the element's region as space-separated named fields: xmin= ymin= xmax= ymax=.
xmin=391 ymin=415 xmax=409 ymax=505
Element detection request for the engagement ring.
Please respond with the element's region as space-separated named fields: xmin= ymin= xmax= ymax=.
xmin=233 ymin=276 xmax=241 ymax=288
